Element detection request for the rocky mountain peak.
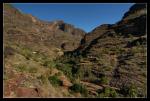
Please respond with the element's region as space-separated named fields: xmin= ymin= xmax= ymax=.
xmin=122 ymin=4 xmax=146 ymax=20
xmin=113 ymin=4 xmax=146 ymax=36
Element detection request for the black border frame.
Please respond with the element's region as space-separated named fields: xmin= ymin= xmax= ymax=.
xmin=1 ymin=0 xmax=149 ymax=101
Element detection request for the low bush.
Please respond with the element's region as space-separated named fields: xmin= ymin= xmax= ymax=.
xmin=120 ymin=83 xmax=138 ymax=97
xmin=98 ymin=87 xmax=118 ymax=97
xmin=70 ymin=83 xmax=88 ymax=96
xmin=54 ymin=54 xmax=81 ymax=81
xmin=48 ymin=75 xmax=62 ymax=87
xmin=99 ymin=76 xmax=109 ymax=85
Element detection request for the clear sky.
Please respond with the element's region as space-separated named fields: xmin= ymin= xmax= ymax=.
xmin=12 ymin=3 xmax=134 ymax=32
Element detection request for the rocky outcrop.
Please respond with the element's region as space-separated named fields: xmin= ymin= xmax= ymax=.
xmin=16 ymin=87 xmax=39 ymax=97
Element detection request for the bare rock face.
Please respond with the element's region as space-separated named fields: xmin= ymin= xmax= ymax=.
xmin=16 ymin=87 xmax=39 ymax=97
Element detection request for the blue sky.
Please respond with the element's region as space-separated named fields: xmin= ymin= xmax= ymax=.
xmin=12 ymin=3 xmax=134 ymax=32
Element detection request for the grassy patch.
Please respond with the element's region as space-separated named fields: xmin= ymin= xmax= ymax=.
xmin=48 ymin=75 xmax=62 ymax=87
xmin=42 ymin=60 xmax=57 ymax=68
xmin=14 ymin=64 xmax=37 ymax=73
xmin=14 ymin=64 xmax=27 ymax=72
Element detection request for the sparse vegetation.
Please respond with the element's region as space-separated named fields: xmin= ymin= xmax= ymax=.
xmin=37 ymin=75 xmax=47 ymax=84
xmin=48 ymin=75 xmax=62 ymax=87
xmin=28 ymin=67 xmax=37 ymax=73
xmin=120 ymin=83 xmax=138 ymax=97
xmin=42 ymin=60 xmax=56 ymax=68
xmin=3 ymin=74 xmax=8 ymax=80
xmin=14 ymin=63 xmax=38 ymax=73
xmin=14 ymin=64 xmax=27 ymax=72
xmin=99 ymin=76 xmax=109 ymax=85
xmin=98 ymin=87 xmax=118 ymax=97
xmin=70 ymin=83 xmax=88 ymax=96
xmin=54 ymin=55 xmax=81 ymax=81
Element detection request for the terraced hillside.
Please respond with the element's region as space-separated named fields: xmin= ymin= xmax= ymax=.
xmin=61 ymin=3 xmax=147 ymax=97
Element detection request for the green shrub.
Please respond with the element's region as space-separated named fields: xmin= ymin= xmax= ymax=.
xmin=48 ymin=75 xmax=62 ymax=87
xmin=128 ymin=84 xmax=138 ymax=97
xmin=120 ymin=83 xmax=138 ymax=97
xmin=98 ymin=87 xmax=118 ymax=97
xmin=99 ymin=76 xmax=109 ymax=84
xmin=109 ymin=88 xmax=118 ymax=97
xmin=21 ymin=47 xmax=32 ymax=60
xmin=55 ymin=55 xmax=81 ymax=81
xmin=56 ymin=63 xmax=73 ymax=81
xmin=70 ymin=83 xmax=88 ymax=96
